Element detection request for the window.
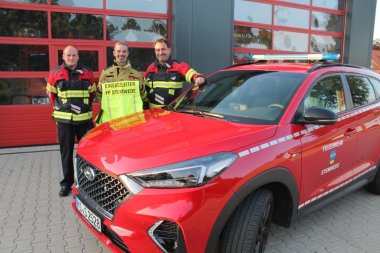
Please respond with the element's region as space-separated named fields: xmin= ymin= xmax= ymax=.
xmin=106 ymin=16 xmax=167 ymax=42
xmin=0 ymin=0 xmax=171 ymax=110
xmin=233 ymin=0 xmax=345 ymax=63
xmin=0 ymin=44 xmax=49 ymax=71
xmin=51 ymin=12 xmax=103 ymax=39
xmin=274 ymin=5 xmax=309 ymax=29
xmin=273 ymin=31 xmax=308 ymax=52
xmin=278 ymin=0 xmax=310 ymax=5
xmin=106 ymin=0 xmax=168 ymax=14
xmin=175 ymin=71 xmax=305 ymax=124
xmin=369 ymin=78 xmax=380 ymax=99
xmin=0 ymin=78 xmax=48 ymax=105
xmin=234 ymin=0 xmax=272 ymax=24
xmin=304 ymin=76 xmax=346 ymax=113
xmin=310 ymin=35 xmax=341 ymax=54
xmin=106 ymin=47 xmax=155 ymax=72
xmin=0 ymin=0 xmax=46 ymax=3
xmin=0 ymin=8 xmax=47 ymax=38
xmin=234 ymin=26 xmax=272 ymax=49
xmin=347 ymin=76 xmax=376 ymax=107
xmin=52 ymin=0 xmax=102 ymax=9
xmin=312 ymin=0 xmax=344 ymax=10
xmin=312 ymin=12 xmax=343 ymax=32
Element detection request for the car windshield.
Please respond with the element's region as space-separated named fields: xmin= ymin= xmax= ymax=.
xmin=169 ymin=70 xmax=307 ymax=125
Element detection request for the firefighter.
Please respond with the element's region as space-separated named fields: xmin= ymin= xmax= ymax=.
xmin=144 ymin=38 xmax=205 ymax=108
xmin=46 ymin=45 xmax=96 ymax=197
xmin=96 ymin=41 xmax=146 ymax=124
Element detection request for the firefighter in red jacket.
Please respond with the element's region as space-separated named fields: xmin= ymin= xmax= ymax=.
xmin=144 ymin=38 xmax=205 ymax=108
xmin=46 ymin=45 xmax=96 ymax=197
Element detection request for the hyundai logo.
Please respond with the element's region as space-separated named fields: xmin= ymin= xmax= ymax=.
xmin=84 ymin=166 xmax=96 ymax=181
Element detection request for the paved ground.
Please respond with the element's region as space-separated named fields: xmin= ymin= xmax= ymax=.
xmin=0 ymin=145 xmax=380 ymax=253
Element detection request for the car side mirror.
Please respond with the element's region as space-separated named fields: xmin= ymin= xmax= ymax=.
xmin=299 ymin=106 xmax=338 ymax=125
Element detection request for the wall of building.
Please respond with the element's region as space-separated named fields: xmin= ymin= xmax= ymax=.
xmin=344 ymin=0 xmax=377 ymax=67
xmin=174 ymin=0 xmax=378 ymax=74
xmin=172 ymin=0 xmax=234 ymax=75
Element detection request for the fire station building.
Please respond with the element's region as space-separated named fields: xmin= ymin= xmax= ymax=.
xmin=0 ymin=0 xmax=377 ymax=147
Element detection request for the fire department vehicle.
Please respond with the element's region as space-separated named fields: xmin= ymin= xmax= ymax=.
xmin=72 ymin=54 xmax=380 ymax=253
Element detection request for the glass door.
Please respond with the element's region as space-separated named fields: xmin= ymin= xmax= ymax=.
xmin=52 ymin=45 xmax=104 ymax=79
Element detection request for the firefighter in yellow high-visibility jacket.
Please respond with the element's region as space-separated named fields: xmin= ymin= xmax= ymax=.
xmin=96 ymin=41 xmax=147 ymax=124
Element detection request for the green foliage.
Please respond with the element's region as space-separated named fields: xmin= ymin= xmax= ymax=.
xmin=373 ymin=38 xmax=380 ymax=50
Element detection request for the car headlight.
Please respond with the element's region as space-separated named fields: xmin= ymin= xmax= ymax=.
xmin=127 ymin=152 xmax=237 ymax=188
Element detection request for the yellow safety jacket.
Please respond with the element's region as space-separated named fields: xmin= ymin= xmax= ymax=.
xmin=96 ymin=63 xmax=146 ymax=124
xmin=98 ymin=80 xmax=143 ymax=124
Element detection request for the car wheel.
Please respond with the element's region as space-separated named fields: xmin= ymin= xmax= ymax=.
xmin=220 ymin=188 xmax=274 ymax=253
xmin=367 ymin=163 xmax=380 ymax=195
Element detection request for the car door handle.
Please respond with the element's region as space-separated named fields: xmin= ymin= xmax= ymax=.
xmin=344 ymin=128 xmax=356 ymax=137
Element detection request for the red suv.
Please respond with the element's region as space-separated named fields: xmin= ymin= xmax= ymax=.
xmin=72 ymin=54 xmax=380 ymax=253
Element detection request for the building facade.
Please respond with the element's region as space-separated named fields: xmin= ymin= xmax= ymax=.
xmin=0 ymin=0 xmax=377 ymax=147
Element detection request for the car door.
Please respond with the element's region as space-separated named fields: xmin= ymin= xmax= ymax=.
xmin=345 ymin=75 xmax=380 ymax=177
xmin=298 ymin=74 xmax=358 ymax=208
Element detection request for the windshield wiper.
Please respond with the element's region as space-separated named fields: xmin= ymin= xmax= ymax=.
xmin=177 ymin=109 xmax=225 ymax=119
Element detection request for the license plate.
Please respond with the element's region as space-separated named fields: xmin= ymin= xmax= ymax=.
xmin=76 ymin=198 xmax=102 ymax=232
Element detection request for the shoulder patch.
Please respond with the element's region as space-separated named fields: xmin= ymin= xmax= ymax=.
xmin=103 ymin=65 xmax=114 ymax=71
xmin=52 ymin=65 xmax=62 ymax=74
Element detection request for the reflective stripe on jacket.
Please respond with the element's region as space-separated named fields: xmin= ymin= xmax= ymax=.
xmin=47 ymin=64 xmax=95 ymax=124
xmin=144 ymin=59 xmax=202 ymax=108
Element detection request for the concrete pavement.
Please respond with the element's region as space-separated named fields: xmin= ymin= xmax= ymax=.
xmin=0 ymin=145 xmax=111 ymax=253
xmin=0 ymin=145 xmax=380 ymax=253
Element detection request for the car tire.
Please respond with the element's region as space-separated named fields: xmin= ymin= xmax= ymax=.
xmin=220 ymin=188 xmax=274 ymax=253
xmin=367 ymin=163 xmax=380 ymax=195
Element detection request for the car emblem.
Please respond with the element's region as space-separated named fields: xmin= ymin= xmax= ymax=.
xmin=84 ymin=166 xmax=96 ymax=181
xmin=329 ymin=150 xmax=337 ymax=164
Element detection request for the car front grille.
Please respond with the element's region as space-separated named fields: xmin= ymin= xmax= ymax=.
xmin=76 ymin=155 xmax=130 ymax=217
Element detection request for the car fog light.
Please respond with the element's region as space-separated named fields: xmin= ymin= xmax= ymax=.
xmin=148 ymin=220 xmax=185 ymax=253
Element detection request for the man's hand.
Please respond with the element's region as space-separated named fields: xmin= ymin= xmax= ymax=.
xmin=194 ymin=76 xmax=205 ymax=86
xmin=97 ymin=83 xmax=103 ymax=93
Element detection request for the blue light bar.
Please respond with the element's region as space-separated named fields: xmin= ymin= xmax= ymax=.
xmin=247 ymin=53 xmax=340 ymax=61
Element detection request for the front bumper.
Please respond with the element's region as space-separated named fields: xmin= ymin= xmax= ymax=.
xmin=72 ymin=178 xmax=232 ymax=253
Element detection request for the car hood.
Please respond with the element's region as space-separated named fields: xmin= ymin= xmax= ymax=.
xmin=78 ymin=109 xmax=277 ymax=176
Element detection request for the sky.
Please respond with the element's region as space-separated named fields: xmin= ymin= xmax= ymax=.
xmin=374 ymin=2 xmax=380 ymax=39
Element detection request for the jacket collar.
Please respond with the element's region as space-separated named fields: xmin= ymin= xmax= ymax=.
xmin=113 ymin=61 xmax=131 ymax=69
xmin=63 ymin=63 xmax=82 ymax=71
xmin=154 ymin=58 xmax=174 ymax=68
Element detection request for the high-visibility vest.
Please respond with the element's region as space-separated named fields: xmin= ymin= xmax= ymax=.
xmin=98 ymin=80 xmax=143 ymax=124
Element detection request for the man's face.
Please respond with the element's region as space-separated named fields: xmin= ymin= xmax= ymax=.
xmin=113 ymin=44 xmax=129 ymax=66
xmin=62 ymin=46 xmax=79 ymax=69
xmin=154 ymin=42 xmax=171 ymax=64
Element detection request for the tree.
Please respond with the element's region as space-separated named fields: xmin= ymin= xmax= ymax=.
xmin=150 ymin=20 xmax=167 ymax=37
xmin=373 ymin=38 xmax=380 ymax=50
xmin=122 ymin=18 xmax=141 ymax=31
